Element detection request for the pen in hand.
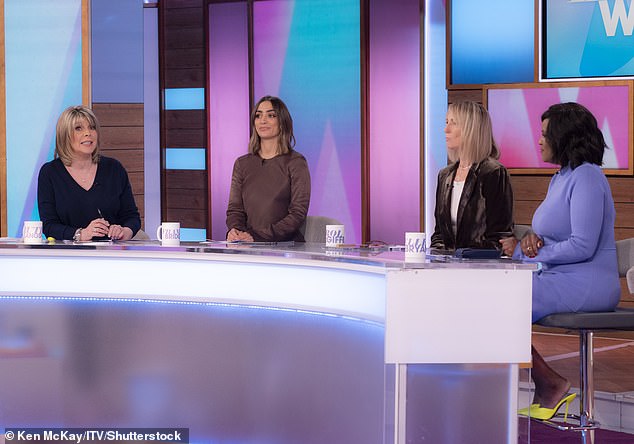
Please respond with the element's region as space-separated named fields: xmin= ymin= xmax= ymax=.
xmin=96 ymin=208 xmax=111 ymax=239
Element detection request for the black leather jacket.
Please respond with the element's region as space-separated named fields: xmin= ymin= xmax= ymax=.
xmin=431 ymin=158 xmax=513 ymax=250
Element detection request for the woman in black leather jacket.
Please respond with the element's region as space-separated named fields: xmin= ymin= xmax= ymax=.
xmin=430 ymin=101 xmax=513 ymax=250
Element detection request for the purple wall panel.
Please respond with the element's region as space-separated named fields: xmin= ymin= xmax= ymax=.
xmin=369 ymin=0 xmax=421 ymax=243
xmin=208 ymin=2 xmax=250 ymax=240
xmin=253 ymin=0 xmax=362 ymax=243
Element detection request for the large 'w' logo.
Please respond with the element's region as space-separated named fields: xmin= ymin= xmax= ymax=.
xmin=598 ymin=0 xmax=634 ymax=36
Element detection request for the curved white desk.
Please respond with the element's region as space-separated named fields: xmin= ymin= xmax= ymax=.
xmin=0 ymin=241 xmax=535 ymax=443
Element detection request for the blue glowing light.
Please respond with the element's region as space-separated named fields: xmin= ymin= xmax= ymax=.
xmin=165 ymin=148 xmax=206 ymax=170
xmin=164 ymin=88 xmax=205 ymax=110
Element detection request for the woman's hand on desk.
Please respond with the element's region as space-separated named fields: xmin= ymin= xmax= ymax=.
xmin=227 ymin=228 xmax=254 ymax=242
xmin=500 ymin=232 xmax=544 ymax=258
xmin=499 ymin=236 xmax=518 ymax=257
xmin=80 ymin=218 xmax=110 ymax=240
xmin=108 ymin=225 xmax=133 ymax=240
xmin=520 ymin=232 xmax=543 ymax=258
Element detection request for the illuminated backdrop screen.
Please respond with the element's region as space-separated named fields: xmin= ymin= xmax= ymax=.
xmin=488 ymin=85 xmax=631 ymax=172
xmin=543 ymin=0 xmax=634 ymax=79
xmin=450 ymin=0 xmax=534 ymax=84
xmin=5 ymin=0 xmax=83 ymax=237
xmin=253 ymin=0 xmax=361 ymax=243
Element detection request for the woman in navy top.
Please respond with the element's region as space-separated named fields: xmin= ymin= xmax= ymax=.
xmin=37 ymin=105 xmax=140 ymax=241
xmin=501 ymin=102 xmax=620 ymax=419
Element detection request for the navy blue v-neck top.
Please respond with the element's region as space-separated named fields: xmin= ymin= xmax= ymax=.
xmin=37 ymin=156 xmax=141 ymax=240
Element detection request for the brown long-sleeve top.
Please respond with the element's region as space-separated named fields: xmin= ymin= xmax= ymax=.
xmin=226 ymin=150 xmax=311 ymax=242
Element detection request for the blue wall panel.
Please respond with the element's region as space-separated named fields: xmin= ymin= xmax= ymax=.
xmin=451 ymin=0 xmax=534 ymax=84
xmin=92 ymin=0 xmax=144 ymax=102
xmin=5 ymin=0 xmax=83 ymax=237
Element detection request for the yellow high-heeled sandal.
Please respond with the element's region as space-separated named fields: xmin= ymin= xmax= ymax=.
xmin=527 ymin=393 xmax=576 ymax=421
xmin=518 ymin=404 xmax=539 ymax=416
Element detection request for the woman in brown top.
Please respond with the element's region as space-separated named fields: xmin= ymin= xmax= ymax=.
xmin=226 ymin=96 xmax=311 ymax=242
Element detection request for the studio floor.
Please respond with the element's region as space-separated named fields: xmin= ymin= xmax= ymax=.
xmin=518 ymin=328 xmax=634 ymax=443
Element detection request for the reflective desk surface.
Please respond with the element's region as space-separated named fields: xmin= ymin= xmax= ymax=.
xmin=0 ymin=238 xmax=537 ymax=272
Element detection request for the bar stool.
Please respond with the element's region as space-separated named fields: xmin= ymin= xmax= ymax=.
xmin=534 ymin=237 xmax=634 ymax=433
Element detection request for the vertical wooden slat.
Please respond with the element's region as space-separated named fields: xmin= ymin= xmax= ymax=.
xmin=160 ymin=0 xmax=209 ymax=233
xmin=93 ymin=104 xmax=145 ymax=227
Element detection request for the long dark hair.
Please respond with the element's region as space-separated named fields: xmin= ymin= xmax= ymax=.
xmin=541 ymin=102 xmax=606 ymax=169
xmin=248 ymin=96 xmax=295 ymax=155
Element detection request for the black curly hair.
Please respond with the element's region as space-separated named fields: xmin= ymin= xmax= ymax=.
xmin=541 ymin=102 xmax=606 ymax=169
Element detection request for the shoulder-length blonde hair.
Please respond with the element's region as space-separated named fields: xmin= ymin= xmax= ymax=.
xmin=447 ymin=101 xmax=499 ymax=164
xmin=248 ymin=96 xmax=295 ymax=155
xmin=55 ymin=105 xmax=101 ymax=166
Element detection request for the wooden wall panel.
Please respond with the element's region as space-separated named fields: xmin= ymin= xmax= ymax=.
xmin=100 ymin=149 xmax=144 ymax=173
xmin=160 ymin=0 xmax=208 ymax=235
xmin=166 ymin=208 xmax=207 ymax=227
xmin=164 ymin=0 xmax=202 ymax=10
xmin=135 ymin=201 xmax=145 ymax=222
xmin=447 ymin=89 xmax=483 ymax=104
xmin=93 ymin=103 xmax=145 ymax=230
xmin=165 ymin=188 xmax=207 ymax=209
xmin=163 ymin=27 xmax=204 ymax=50
xmin=165 ymin=109 xmax=205 ymax=128
xmin=163 ymin=170 xmax=207 ymax=229
xmin=163 ymin=7 xmax=203 ymax=27
xmin=509 ymin=176 xmax=549 ymax=201
xmin=164 ymin=69 xmax=206 ymax=88
xmin=165 ymin=48 xmax=205 ymax=69
xmin=165 ymin=129 xmax=206 ymax=147
xmin=616 ymin=203 xmax=634 ymax=230
xmin=165 ymin=170 xmax=206 ymax=189
xmin=93 ymin=103 xmax=144 ymax=125
xmin=611 ymin=177 xmax=634 ymax=203
xmin=162 ymin=1 xmax=205 ymax=89
xmin=616 ymin=228 xmax=634 ymax=240
xmin=100 ymin=127 xmax=144 ymax=149
xmin=513 ymin=200 xmax=540 ymax=226
xmin=619 ymin=272 xmax=633 ymax=309
xmin=128 ymin=172 xmax=145 ymax=196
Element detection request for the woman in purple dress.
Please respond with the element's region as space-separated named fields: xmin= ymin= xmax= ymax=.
xmin=501 ymin=102 xmax=620 ymax=419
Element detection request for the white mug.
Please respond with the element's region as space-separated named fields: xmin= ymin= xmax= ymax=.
xmin=22 ymin=221 xmax=43 ymax=244
xmin=156 ymin=222 xmax=180 ymax=246
xmin=405 ymin=232 xmax=426 ymax=261
xmin=325 ymin=224 xmax=345 ymax=247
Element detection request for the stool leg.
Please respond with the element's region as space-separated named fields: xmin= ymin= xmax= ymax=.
xmin=579 ymin=330 xmax=594 ymax=427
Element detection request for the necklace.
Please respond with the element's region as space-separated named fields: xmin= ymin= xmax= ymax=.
xmin=68 ymin=163 xmax=96 ymax=186
xmin=458 ymin=163 xmax=471 ymax=170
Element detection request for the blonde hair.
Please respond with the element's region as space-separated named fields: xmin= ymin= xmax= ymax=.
xmin=248 ymin=96 xmax=295 ymax=155
xmin=447 ymin=101 xmax=499 ymax=164
xmin=55 ymin=105 xmax=100 ymax=166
